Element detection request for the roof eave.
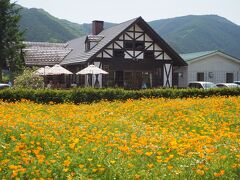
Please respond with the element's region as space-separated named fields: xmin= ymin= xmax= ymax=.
xmin=186 ymin=51 xmax=240 ymax=64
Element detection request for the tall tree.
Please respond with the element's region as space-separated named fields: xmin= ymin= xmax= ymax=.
xmin=0 ymin=0 xmax=25 ymax=82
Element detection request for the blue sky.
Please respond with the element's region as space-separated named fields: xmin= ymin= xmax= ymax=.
xmin=13 ymin=0 xmax=240 ymax=25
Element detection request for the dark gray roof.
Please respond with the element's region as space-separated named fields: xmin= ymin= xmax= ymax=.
xmin=23 ymin=42 xmax=72 ymax=66
xmin=61 ymin=17 xmax=139 ymax=65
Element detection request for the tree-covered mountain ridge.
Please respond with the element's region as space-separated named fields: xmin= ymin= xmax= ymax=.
xmin=18 ymin=6 xmax=240 ymax=59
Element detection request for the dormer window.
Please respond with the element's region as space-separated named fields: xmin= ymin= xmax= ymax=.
xmin=85 ymin=35 xmax=104 ymax=51
xmin=124 ymin=40 xmax=144 ymax=51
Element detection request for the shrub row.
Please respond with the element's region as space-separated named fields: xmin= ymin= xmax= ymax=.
xmin=0 ymin=87 xmax=240 ymax=104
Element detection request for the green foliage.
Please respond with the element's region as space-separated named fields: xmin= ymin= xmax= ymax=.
xmin=0 ymin=1 xmax=25 ymax=82
xmin=1 ymin=87 xmax=240 ymax=104
xmin=13 ymin=68 xmax=44 ymax=89
xmin=2 ymin=70 xmax=10 ymax=83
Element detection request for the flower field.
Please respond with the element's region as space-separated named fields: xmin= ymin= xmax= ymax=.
xmin=0 ymin=97 xmax=239 ymax=179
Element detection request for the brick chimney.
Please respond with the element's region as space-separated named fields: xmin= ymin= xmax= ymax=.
xmin=92 ymin=20 xmax=104 ymax=35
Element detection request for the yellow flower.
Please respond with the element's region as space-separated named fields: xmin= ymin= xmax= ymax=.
xmin=9 ymin=165 xmax=18 ymax=170
xmin=110 ymin=160 xmax=116 ymax=164
xmin=69 ymin=143 xmax=76 ymax=150
xmin=145 ymin=151 xmax=153 ymax=156
xmin=147 ymin=164 xmax=154 ymax=168
xmin=79 ymin=164 xmax=84 ymax=169
xmin=196 ymin=169 xmax=205 ymax=175
xmin=98 ymin=167 xmax=105 ymax=172
xmin=167 ymin=165 xmax=173 ymax=171
xmin=0 ymin=96 xmax=239 ymax=178
xmin=11 ymin=170 xmax=18 ymax=178
xmin=232 ymin=164 xmax=238 ymax=169
xmin=10 ymin=136 xmax=16 ymax=141
xmin=92 ymin=148 xmax=97 ymax=152
xmin=128 ymin=163 xmax=134 ymax=168
xmin=20 ymin=134 xmax=26 ymax=139
xmin=63 ymin=160 xmax=71 ymax=167
xmin=92 ymin=168 xmax=98 ymax=173
xmin=67 ymin=175 xmax=73 ymax=180
xmin=220 ymin=155 xmax=227 ymax=159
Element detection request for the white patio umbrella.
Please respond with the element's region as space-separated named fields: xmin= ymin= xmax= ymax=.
xmin=47 ymin=64 xmax=73 ymax=75
xmin=76 ymin=65 xmax=108 ymax=75
xmin=35 ymin=66 xmax=51 ymax=76
xmin=76 ymin=65 xmax=108 ymax=87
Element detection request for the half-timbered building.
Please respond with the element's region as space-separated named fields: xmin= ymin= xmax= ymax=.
xmin=24 ymin=17 xmax=187 ymax=89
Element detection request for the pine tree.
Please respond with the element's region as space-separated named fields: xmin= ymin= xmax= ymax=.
xmin=0 ymin=0 xmax=25 ymax=82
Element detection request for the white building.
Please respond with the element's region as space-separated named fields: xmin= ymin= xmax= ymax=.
xmin=178 ymin=50 xmax=240 ymax=85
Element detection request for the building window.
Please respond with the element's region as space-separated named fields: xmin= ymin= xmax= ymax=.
xmin=135 ymin=41 xmax=144 ymax=50
xmin=144 ymin=51 xmax=154 ymax=58
xmin=124 ymin=41 xmax=144 ymax=50
xmin=197 ymin=72 xmax=204 ymax=81
xmin=226 ymin=73 xmax=234 ymax=83
xmin=124 ymin=41 xmax=134 ymax=49
xmin=113 ymin=50 xmax=124 ymax=58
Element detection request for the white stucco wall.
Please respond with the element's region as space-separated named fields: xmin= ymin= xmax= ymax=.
xmin=188 ymin=54 xmax=240 ymax=83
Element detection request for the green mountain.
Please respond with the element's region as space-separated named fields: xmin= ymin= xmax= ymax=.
xmin=18 ymin=6 xmax=114 ymax=42
xmin=19 ymin=7 xmax=86 ymax=42
xmin=149 ymin=15 xmax=240 ymax=59
xmin=18 ymin=6 xmax=240 ymax=58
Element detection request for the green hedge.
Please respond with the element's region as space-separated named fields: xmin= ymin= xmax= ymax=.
xmin=0 ymin=88 xmax=240 ymax=104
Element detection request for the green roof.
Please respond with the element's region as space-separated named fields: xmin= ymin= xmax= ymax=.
xmin=180 ymin=50 xmax=218 ymax=62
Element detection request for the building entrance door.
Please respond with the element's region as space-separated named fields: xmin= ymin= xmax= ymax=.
xmin=172 ymin=73 xmax=179 ymax=87
xmin=123 ymin=71 xmax=151 ymax=89
xmin=115 ymin=71 xmax=124 ymax=87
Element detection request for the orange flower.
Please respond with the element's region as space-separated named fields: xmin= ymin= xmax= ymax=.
xmin=136 ymin=149 xmax=143 ymax=155
xmin=214 ymin=170 xmax=224 ymax=177
xmin=63 ymin=160 xmax=71 ymax=167
xmin=167 ymin=165 xmax=173 ymax=170
xmin=147 ymin=164 xmax=154 ymax=168
xmin=145 ymin=152 xmax=153 ymax=157
xmin=135 ymin=174 xmax=140 ymax=180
